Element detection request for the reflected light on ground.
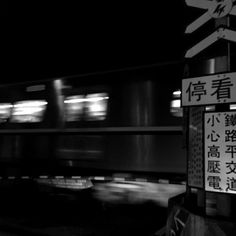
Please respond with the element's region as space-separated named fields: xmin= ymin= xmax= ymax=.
xmin=93 ymin=181 xmax=185 ymax=207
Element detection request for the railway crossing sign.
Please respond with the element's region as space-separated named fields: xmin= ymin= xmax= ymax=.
xmin=185 ymin=27 xmax=236 ymax=58
xmin=185 ymin=0 xmax=236 ymax=34
xmin=208 ymin=0 xmax=234 ymax=18
xmin=185 ymin=0 xmax=236 ymax=58
xmin=204 ymin=111 xmax=236 ymax=194
xmin=184 ymin=0 xmax=236 ymax=214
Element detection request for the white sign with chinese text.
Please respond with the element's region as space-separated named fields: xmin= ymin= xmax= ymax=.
xmin=182 ymin=72 xmax=236 ymax=106
xmin=204 ymin=111 xmax=236 ymax=194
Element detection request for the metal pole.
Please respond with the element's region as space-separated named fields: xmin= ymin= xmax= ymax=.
xmin=214 ymin=16 xmax=232 ymax=218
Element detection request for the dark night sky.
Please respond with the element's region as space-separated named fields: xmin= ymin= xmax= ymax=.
xmin=1 ymin=1 xmax=192 ymax=83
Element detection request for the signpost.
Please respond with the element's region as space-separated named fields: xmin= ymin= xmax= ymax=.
xmin=182 ymin=72 xmax=236 ymax=106
xmin=204 ymin=111 xmax=236 ymax=194
xmin=168 ymin=2 xmax=236 ymax=233
xmin=183 ymin=0 xmax=236 ymax=218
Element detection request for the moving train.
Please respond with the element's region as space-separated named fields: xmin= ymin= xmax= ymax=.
xmin=0 ymin=63 xmax=189 ymax=235
xmin=0 ymin=64 xmax=186 ymax=181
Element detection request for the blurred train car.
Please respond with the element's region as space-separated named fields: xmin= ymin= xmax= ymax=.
xmin=0 ymin=64 xmax=187 ymax=235
xmin=0 ymin=65 xmax=186 ymax=179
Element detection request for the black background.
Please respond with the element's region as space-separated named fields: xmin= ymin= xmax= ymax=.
xmin=0 ymin=1 xmax=206 ymax=83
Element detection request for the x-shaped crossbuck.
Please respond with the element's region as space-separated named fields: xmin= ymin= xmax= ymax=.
xmin=185 ymin=0 xmax=236 ymax=34
xmin=185 ymin=0 xmax=236 ymax=58
xmin=185 ymin=27 xmax=236 ymax=58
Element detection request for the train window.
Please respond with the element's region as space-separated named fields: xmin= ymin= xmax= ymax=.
xmin=64 ymin=93 xmax=109 ymax=121
xmin=64 ymin=95 xmax=84 ymax=122
xmin=0 ymin=103 xmax=12 ymax=123
xmin=230 ymin=104 xmax=236 ymax=110
xmin=84 ymin=93 xmax=109 ymax=121
xmin=205 ymin=106 xmax=215 ymax=111
xmin=170 ymin=90 xmax=183 ymax=117
xmin=11 ymin=100 xmax=48 ymax=123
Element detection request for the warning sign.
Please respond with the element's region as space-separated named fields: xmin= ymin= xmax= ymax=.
xmin=182 ymin=72 xmax=236 ymax=106
xmin=204 ymin=111 xmax=236 ymax=194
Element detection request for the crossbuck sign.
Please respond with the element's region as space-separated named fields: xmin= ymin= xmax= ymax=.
xmin=186 ymin=0 xmax=236 ymax=33
xmin=185 ymin=0 xmax=236 ymax=58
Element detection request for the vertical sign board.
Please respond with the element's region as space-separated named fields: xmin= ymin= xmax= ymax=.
xmin=182 ymin=72 xmax=236 ymax=188
xmin=182 ymin=72 xmax=236 ymax=106
xmin=205 ymin=111 xmax=236 ymax=193
xmin=188 ymin=107 xmax=204 ymax=188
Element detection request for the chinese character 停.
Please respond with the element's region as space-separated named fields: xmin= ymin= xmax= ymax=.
xmin=186 ymin=81 xmax=206 ymax=102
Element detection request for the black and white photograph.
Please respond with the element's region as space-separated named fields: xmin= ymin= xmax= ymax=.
xmin=0 ymin=1 xmax=236 ymax=235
